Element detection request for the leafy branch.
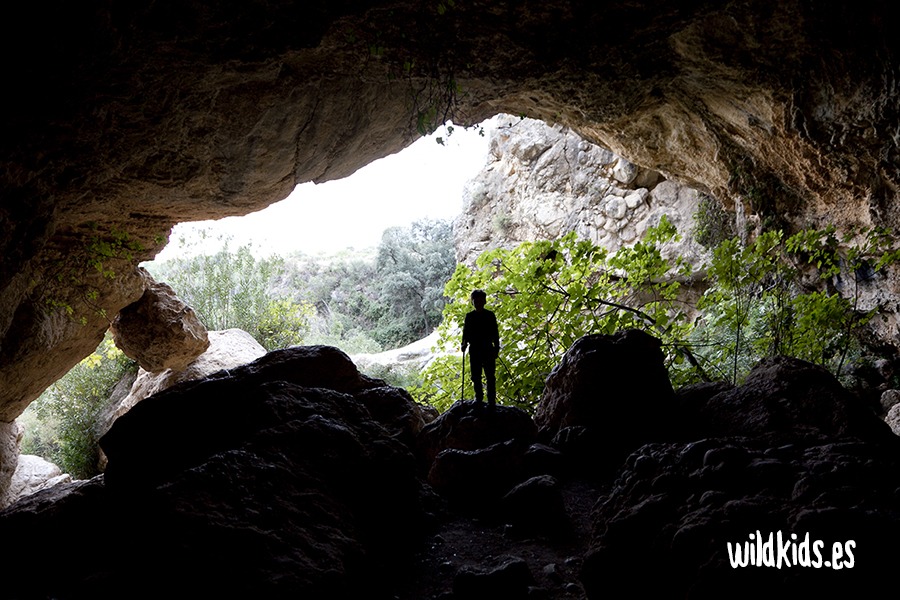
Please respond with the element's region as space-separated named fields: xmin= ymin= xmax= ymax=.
xmin=416 ymin=217 xmax=697 ymax=411
xmin=416 ymin=215 xmax=899 ymax=411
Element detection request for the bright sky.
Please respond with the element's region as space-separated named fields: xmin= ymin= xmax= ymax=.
xmin=155 ymin=119 xmax=495 ymax=260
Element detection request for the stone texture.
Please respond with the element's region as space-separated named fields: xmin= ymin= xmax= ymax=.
xmin=0 ymin=346 xmax=429 ymax=599
xmin=881 ymin=388 xmax=900 ymax=413
xmin=110 ymin=268 xmax=210 ymax=373
xmin=1 ymin=3 xmax=900 ymax=583
xmin=522 ymin=443 xmax=566 ymax=478
xmin=417 ymin=400 xmax=538 ymax=468
xmin=4 ymin=334 xmax=900 ymax=598
xmin=418 ymin=400 xmax=539 ymax=510
xmin=95 ymin=329 xmax=268 ymax=471
xmin=0 ymin=260 xmax=145 ymax=423
xmin=534 ymin=329 xmax=676 ymax=471
xmin=0 ymin=0 xmax=900 ymax=428
xmin=428 ymin=439 xmax=532 ymax=509
xmin=0 ymin=420 xmax=22 ymax=508
xmin=3 ymin=0 xmax=900 ymax=440
xmin=101 ymin=346 xmax=391 ymax=486
xmin=355 ymin=386 xmax=438 ymax=450
xmin=501 ymin=475 xmax=568 ymax=536
xmin=7 ymin=455 xmax=72 ymax=505
xmin=582 ymin=437 xmax=900 ymax=598
xmin=100 ymin=329 xmax=267 ymax=436
xmin=453 ymin=556 xmax=536 ymax=600
xmin=886 ymin=402 xmax=900 ymax=437
xmin=454 ymin=116 xmax=709 ymax=269
xmin=580 ymin=355 xmax=900 ymax=598
xmin=695 ymin=357 xmax=897 ymax=445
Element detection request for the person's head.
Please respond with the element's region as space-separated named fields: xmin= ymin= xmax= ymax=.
xmin=470 ymin=289 xmax=487 ymax=310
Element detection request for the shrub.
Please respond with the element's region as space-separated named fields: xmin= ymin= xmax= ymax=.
xmin=145 ymin=239 xmax=314 ymax=351
xmin=692 ymin=225 xmax=900 ymax=384
xmin=20 ymin=335 xmax=136 ymax=479
xmin=414 ymin=217 xmax=695 ymax=411
xmin=692 ymin=194 xmax=735 ymax=249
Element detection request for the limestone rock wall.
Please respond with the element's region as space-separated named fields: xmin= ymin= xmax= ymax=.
xmin=7 ymin=455 xmax=72 ymax=507
xmin=454 ymin=116 xmax=709 ymax=270
xmin=0 ymin=421 xmax=22 ymax=508
xmin=455 ymin=115 xmax=900 ymax=353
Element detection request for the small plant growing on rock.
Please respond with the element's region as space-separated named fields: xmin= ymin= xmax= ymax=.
xmin=491 ymin=211 xmax=514 ymax=235
xmin=44 ymin=225 xmax=146 ymax=325
xmin=692 ymin=194 xmax=735 ymax=249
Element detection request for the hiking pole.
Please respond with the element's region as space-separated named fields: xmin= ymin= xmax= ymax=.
xmin=460 ymin=347 xmax=466 ymax=403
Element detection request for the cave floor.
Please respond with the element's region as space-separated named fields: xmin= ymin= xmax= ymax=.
xmin=398 ymin=478 xmax=605 ymax=600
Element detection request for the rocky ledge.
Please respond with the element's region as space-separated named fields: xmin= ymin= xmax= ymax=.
xmin=1 ymin=333 xmax=899 ymax=599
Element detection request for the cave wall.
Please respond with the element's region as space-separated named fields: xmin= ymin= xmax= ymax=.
xmin=1 ymin=0 xmax=898 ymax=490
xmin=453 ymin=115 xmax=708 ymax=270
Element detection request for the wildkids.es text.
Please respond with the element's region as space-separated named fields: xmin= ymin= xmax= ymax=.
xmin=727 ymin=531 xmax=855 ymax=569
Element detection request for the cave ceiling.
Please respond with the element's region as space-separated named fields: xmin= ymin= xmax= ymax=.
xmin=0 ymin=0 xmax=897 ymax=420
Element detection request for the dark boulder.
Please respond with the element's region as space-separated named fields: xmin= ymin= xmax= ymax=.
xmin=581 ymin=437 xmax=900 ymax=599
xmin=580 ymin=355 xmax=900 ymax=599
xmin=101 ymin=345 xmax=401 ymax=487
xmin=416 ymin=400 xmax=539 ymax=511
xmin=522 ymin=442 xmax=567 ymax=478
xmin=672 ymin=379 xmax=735 ymax=439
xmin=534 ymin=329 xmax=676 ymax=471
xmin=428 ymin=439 xmax=531 ymax=509
xmin=417 ymin=400 xmax=538 ymax=470
xmin=693 ymin=356 xmax=897 ymax=445
xmin=0 ymin=346 xmax=428 ymax=600
xmin=453 ymin=555 xmax=536 ymax=600
xmin=109 ymin=268 xmax=210 ymax=373
xmin=501 ymin=475 xmax=569 ymax=537
xmin=355 ymin=384 xmax=437 ymax=449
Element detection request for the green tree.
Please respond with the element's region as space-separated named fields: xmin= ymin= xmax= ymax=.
xmin=691 ymin=225 xmax=900 ymax=383
xmin=278 ymin=250 xmax=384 ymax=352
xmin=276 ymin=219 xmax=456 ymax=351
xmin=693 ymin=232 xmax=789 ymax=382
xmin=146 ymin=239 xmax=313 ymax=351
xmin=372 ymin=219 xmax=456 ymax=346
xmin=413 ymin=218 xmax=695 ymax=411
xmin=20 ymin=335 xmax=136 ymax=479
xmin=257 ymin=298 xmax=315 ymax=350
xmin=415 ymin=218 xmax=899 ymax=411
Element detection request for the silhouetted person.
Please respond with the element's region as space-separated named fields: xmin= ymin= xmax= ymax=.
xmin=461 ymin=289 xmax=500 ymax=406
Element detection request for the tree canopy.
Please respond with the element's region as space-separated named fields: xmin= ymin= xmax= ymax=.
xmin=146 ymin=219 xmax=456 ymax=353
xmin=413 ymin=218 xmax=695 ymax=411
xmin=276 ymin=218 xmax=456 ymax=350
xmin=145 ymin=240 xmax=313 ymax=351
xmin=413 ymin=218 xmax=900 ymax=412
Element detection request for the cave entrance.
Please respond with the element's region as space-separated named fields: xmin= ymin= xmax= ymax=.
xmin=15 ymin=120 xmax=496 ymax=487
xmin=144 ymin=118 xmax=496 ymax=355
xmin=14 ymin=111 xmax=710 ymax=499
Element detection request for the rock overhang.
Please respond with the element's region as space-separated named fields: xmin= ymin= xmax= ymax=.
xmin=1 ymin=0 xmax=897 ymax=421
